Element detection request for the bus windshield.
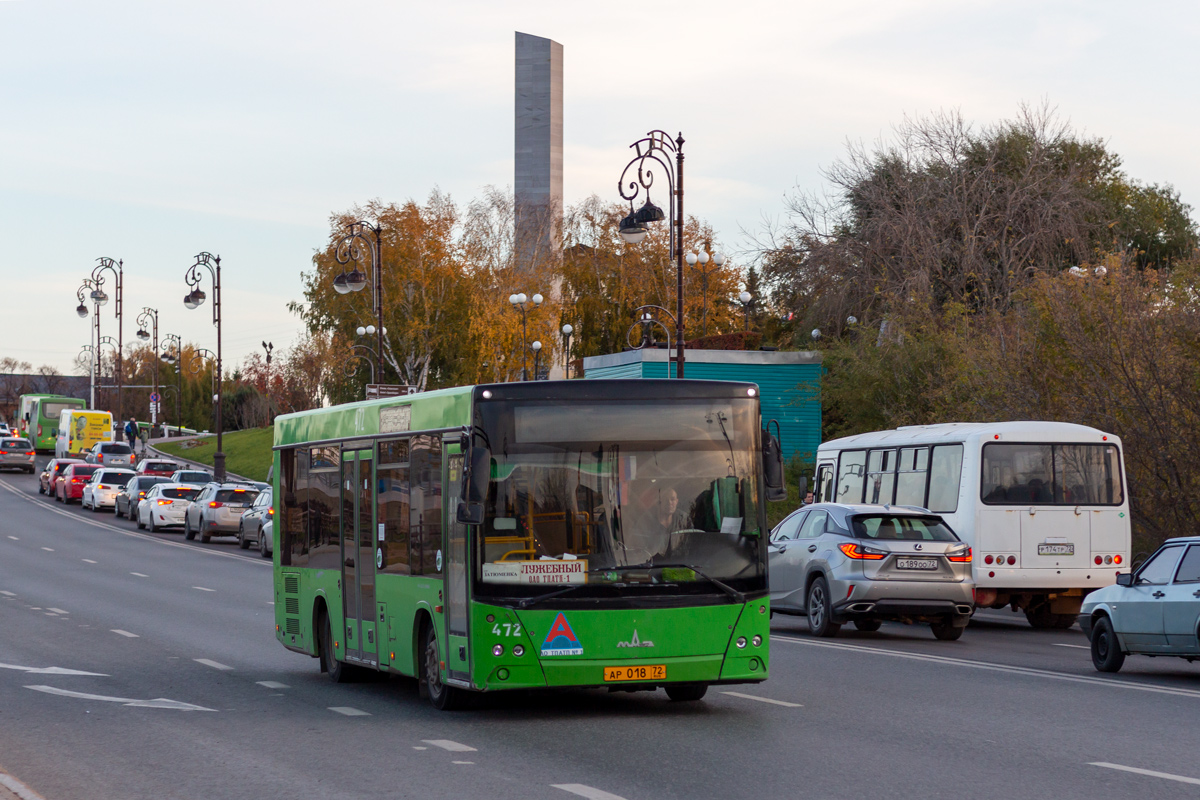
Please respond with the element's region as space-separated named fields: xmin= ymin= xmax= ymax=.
xmin=473 ymin=397 xmax=765 ymax=600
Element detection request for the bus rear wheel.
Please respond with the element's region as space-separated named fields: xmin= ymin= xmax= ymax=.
xmin=319 ymin=609 xmax=354 ymax=684
xmin=665 ymin=683 xmax=708 ymax=702
xmin=422 ymin=623 xmax=466 ymax=710
xmin=1025 ymin=604 xmax=1075 ymax=630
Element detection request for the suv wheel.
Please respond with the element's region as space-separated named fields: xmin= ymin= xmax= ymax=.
xmin=238 ymin=523 xmax=250 ymax=549
xmin=184 ymin=516 xmax=196 ymax=540
xmin=199 ymin=517 xmax=211 ymax=543
xmin=806 ymin=577 xmax=841 ymax=638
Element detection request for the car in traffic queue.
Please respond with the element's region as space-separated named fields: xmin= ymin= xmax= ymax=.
xmin=56 ymin=463 xmax=99 ymax=503
xmin=236 ymin=487 xmax=272 ymax=552
xmin=183 ymin=483 xmax=260 ymax=543
xmin=137 ymin=483 xmax=203 ymax=532
xmin=84 ymin=442 xmax=134 ymax=468
xmin=1080 ymin=536 xmax=1200 ymax=673
xmin=769 ymin=503 xmax=976 ymax=640
xmin=115 ymin=475 xmax=171 ymax=520
xmin=40 ymin=458 xmax=83 ymax=496
xmin=0 ymin=437 xmax=37 ymax=473
xmin=135 ymin=459 xmax=180 ymax=477
xmin=257 ymin=518 xmax=273 ymax=560
xmin=170 ymin=469 xmax=214 ymax=487
xmin=81 ymin=468 xmax=136 ymax=512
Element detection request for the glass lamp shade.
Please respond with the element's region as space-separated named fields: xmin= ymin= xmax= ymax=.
xmin=183 ymin=292 xmax=197 ymax=310
xmin=346 ymin=269 xmax=368 ymax=292
xmin=532 ymin=293 xmax=543 ymax=305
xmin=712 ymin=253 xmax=725 ymax=266
xmin=698 ymin=250 xmax=710 ymax=265
xmin=619 ymin=213 xmax=648 ymax=244
xmin=76 ymin=304 xmax=88 ymax=318
xmin=634 ymin=198 xmax=666 ymax=224
xmin=365 ymin=325 xmax=376 ymax=335
xmin=333 ymin=273 xmax=351 ymax=294
xmin=531 ymin=340 xmax=542 ymax=351
xmin=91 ymin=289 xmax=109 ymax=306
xmin=508 ymin=293 xmax=519 ymax=305
xmin=136 ymin=328 xmax=150 ymax=341
xmin=561 ymin=324 xmax=573 ymax=335
xmin=356 ymin=326 xmax=366 ymax=336
xmin=739 ymin=291 xmax=752 ymax=304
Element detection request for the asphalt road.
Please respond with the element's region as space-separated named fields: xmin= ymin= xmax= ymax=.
xmin=2 ymin=462 xmax=1200 ymax=800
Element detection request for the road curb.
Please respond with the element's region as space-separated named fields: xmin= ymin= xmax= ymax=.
xmin=142 ymin=439 xmax=252 ymax=483
xmin=0 ymin=769 xmax=47 ymax=800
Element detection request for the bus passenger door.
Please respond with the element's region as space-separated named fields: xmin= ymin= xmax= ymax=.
xmin=442 ymin=438 xmax=471 ymax=684
xmin=341 ymin=447 xmax=377 ymax=666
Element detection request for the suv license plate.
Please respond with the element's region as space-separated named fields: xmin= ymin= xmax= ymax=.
xmin=896 ymin=558 xmax=938 ymax=570
xmin=1038 ymin=543 xmax=1074 ymax=555
xmin=603 ymin=665 xmax=666 ymax=682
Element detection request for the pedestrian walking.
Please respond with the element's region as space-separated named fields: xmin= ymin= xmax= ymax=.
xmin=124 ymin=417 xmax=137 ymax=451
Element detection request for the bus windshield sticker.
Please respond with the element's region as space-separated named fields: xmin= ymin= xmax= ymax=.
xmin=541 ymin=613 xmax=583 ymax=656
xmin=379 ymin=406 xmax=411 ymax=433
xmin=482 ymin=560 xmax=588 ymax=585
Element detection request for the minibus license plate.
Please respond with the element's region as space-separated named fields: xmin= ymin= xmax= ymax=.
xmin=1038 ymin=543 xmax=1074 ymax=555
xmin=604 ymin=665 xmax=666 ymax=682
xmin=896 ymin=558 xmax=937 ymax=570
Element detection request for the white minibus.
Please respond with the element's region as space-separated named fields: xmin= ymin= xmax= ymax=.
xmin=814 ymin=421 xmax=1130 ymax=627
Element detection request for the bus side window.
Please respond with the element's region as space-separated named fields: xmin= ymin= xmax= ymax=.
xmin=409 ymin=436 xmax=443 ymax=576
xmin=927 ymin=444 xmax=963 ymax=513
xmin=895 ymin=448 xmax=929 ymax=507
xmin=815 ymin=464 xmax=834 ymax=503
xmin=377 ymin=438 xmax=411 ymax=575
xmin=836 ymin=451 xmax=867 ymax=503
xmin=279 ymin=447 xmax=308 ymax=567
xmin=866 ymin=449 xmax=897 ymax=504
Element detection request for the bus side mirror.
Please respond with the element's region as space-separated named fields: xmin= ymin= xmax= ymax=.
xmin=762 ymin=421 xmax=786 ymax=502
xmin=798 ymin=476 xmax=808 ymax=501
xmin=457 ymin=443 xmax=490 ymax=525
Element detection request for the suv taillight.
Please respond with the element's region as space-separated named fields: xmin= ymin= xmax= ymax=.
xmin=838 ymin=542 xmax=886 ymax=560
xmin=947 ymin=547 xmax=972 ymax=563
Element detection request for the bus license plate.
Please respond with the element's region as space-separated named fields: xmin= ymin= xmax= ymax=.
xmin=1038 ymin=543 xmax=1074 ymax=556
xmin=896 ymin=558 xmax=937 ymax=570
xmin=603 ymin=665 xmax=666 ymax=682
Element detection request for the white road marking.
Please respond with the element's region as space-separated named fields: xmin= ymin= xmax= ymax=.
xmin=0 ymin=769 xmax=48 ymax=800
xmin=44 ymin=612 xmax=57 ymax=617
xmin=553 ymin=784 xmax=629 ymax=800
xmin=82 ymin=559 xmax=97 ymax=564
xmin=256 ymin=681 xmax=289 ymax=689
xmin=40 ymin=547 xmax=53 ymax=552
xmin=1053 ymin=643 xmax=1089 ymax=650
xmin=1090 ymin=762 xmax=1200 ymax=786
xmin=720 ymin=691 xmax=802 ymax=707
xmin=6 ymin=535 xmax=17 ymax=540
xmin=413 ymin=746 xmax=428 ymax=750
xmin=192 ymin=586 xmax=215 ymax=592
xmin=47 ymin=608 xmax=68 ymax=615
xmin=329 ymin=706 xmax=370 ymax=716
xmin=111 ymin=629 xmax=139 ymax=638
xmin=422 ymin=739 xmax=477 ymax=752
xmin=194 ymin=658 xmax=233 ymax=671
xmin=452 ymin=761 xmax=474 ymax=765
xmin=0 ymin=662 xmax=107 ymax=676
xmin=775 ymin=636 xmax=1200 ymax=699
xmin=25 ymin=685 xmax=215 ymax=711
xmin=0 ymin=590 xmax=14 ymax=596
xmin=130 ymin=572 xmax=148 ymax=578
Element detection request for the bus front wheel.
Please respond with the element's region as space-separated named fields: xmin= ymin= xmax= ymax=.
xmin=422 ymin=623 xmax=466 ymax=710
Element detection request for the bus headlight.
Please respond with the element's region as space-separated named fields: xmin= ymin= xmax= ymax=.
xmin=513 ymin=645 xmax=524 ymax=657
xmin=492 ymin=644 xmax=504 ymax=657
xmin=736 ymin=636 xmax=747 ymax=649
xmin=752 ymin=635 xmax=762 ymax=647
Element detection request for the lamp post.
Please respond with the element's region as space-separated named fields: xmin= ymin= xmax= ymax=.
xmin=349 ymin=329 xmax=379 ymax=385
xmin=508 ymin=292 xmax=543 ymax=380
xmin=333 ymin=221 xmax=385 ymax=383
xmin=77 ymin=344 xmax=94 ymax=409
xmin=160 ymin=334 xmax=182 ymax=432
xmin=136 ymin=308 xmax=159 ymax=429
xmin=531 ymin=340 xmax=543 ymax=381
xmin=561 ymin=323 xmax=574 ymax=379
xmin=617 ymin=130 xmax=686 ymax=378
xmin=91 ymin=258 xmax=124 ymax=418
xmin=75 ymin=278 xmax=102 ymax=409
xmin=626 ymin=304 xmax=676 ymax=354
xmin=739 ymin=291 xmax=755 ymax=332
xmin=183 ymin=252 xmax=224 ymax=482
xmin=686 ymin=249 xmax=726 ymax=337
xmin=261 ymin=341 xmax=273 ymax=423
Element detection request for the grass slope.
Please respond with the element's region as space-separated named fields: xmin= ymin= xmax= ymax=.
xmin=156 ymin=426 xmax=273 ymax=482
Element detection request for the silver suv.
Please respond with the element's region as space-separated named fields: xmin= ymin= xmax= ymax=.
xmin=184 ymin=483 xmax=261 ymax=543
xmin=85 ymin=442 xmax=134 ymax=467
xmin=769 ymin=503 xmax=976 ymax=640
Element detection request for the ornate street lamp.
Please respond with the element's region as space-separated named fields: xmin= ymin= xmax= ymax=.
xmin=617 ymin=130 xmax=688 ymax=377
xmin=136 ymin=307 xmax=159 ymax=429
xmin=161 ymin=333 xmax=182 ymax=431
xmin=531 ymin=340 xmax=543 ymax=381
xmin=561 ymin=323 xmax=574 ymax=379
xmin=183 ymin=252 xmax=224 ymax=481
xmin=91 ymin=257 xmax=124 ymax=417
xmin=625 ymin=304 xmax=676 ymax=356
xmin=508 ymin=292 xmax=543 ymax=380
xmin=75 ymin=278 xmax=102 ymax=409
xmin=332 ymin=221 xmax=385 ymax=382
xmin=687 ymin=249 xmax=725 ymax=337
xmin=739 ymin=291 xmax=756 ymax=332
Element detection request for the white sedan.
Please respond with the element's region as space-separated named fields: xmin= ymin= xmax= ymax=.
xmin=137 ymin=483 xmax=202 ymax=532
xmin=82 ymin=469 xmax=136 ymax=511
xmin=1080 ymin=535 xmax=1200 ymax=672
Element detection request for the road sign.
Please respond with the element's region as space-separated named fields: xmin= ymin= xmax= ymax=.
xmin=365 ymin=384 xmax=416 ymax=400
xmin=149 ymin=392 xmax=160 ymax=402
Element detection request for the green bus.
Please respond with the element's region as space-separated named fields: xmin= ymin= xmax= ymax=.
xmin=18 ymin=394 xmax=87 ymax=453
xmin=272 ymin=379 xmax=783 ymax=709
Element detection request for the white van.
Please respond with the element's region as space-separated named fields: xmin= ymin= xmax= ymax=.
xmin=814 ymin=421 xmax=1131 ymax=628
xmin=56 ymin=409 xmax=114 ymax=458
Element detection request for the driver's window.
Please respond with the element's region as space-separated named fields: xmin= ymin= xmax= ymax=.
xmin=773 ymin=511 xmax=806 ymax=541
xmin=1136 ymin=546 xmax=1184 ymax=585
xmin=798 ymin=510 xmax=828 ymax=539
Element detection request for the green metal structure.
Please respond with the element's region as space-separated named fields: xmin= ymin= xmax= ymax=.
xmin=272 ymin=380 xmax=772 ymax=708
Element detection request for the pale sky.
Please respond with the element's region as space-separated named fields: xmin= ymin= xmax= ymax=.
xmin=2 ymin=0 xmax=1197 ymax=375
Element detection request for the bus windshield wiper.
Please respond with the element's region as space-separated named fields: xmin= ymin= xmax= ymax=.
xmin=599 ymin=563 xmax=746 ymax=603
xmin=517 ymin=584 xmax=587 ymax=608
